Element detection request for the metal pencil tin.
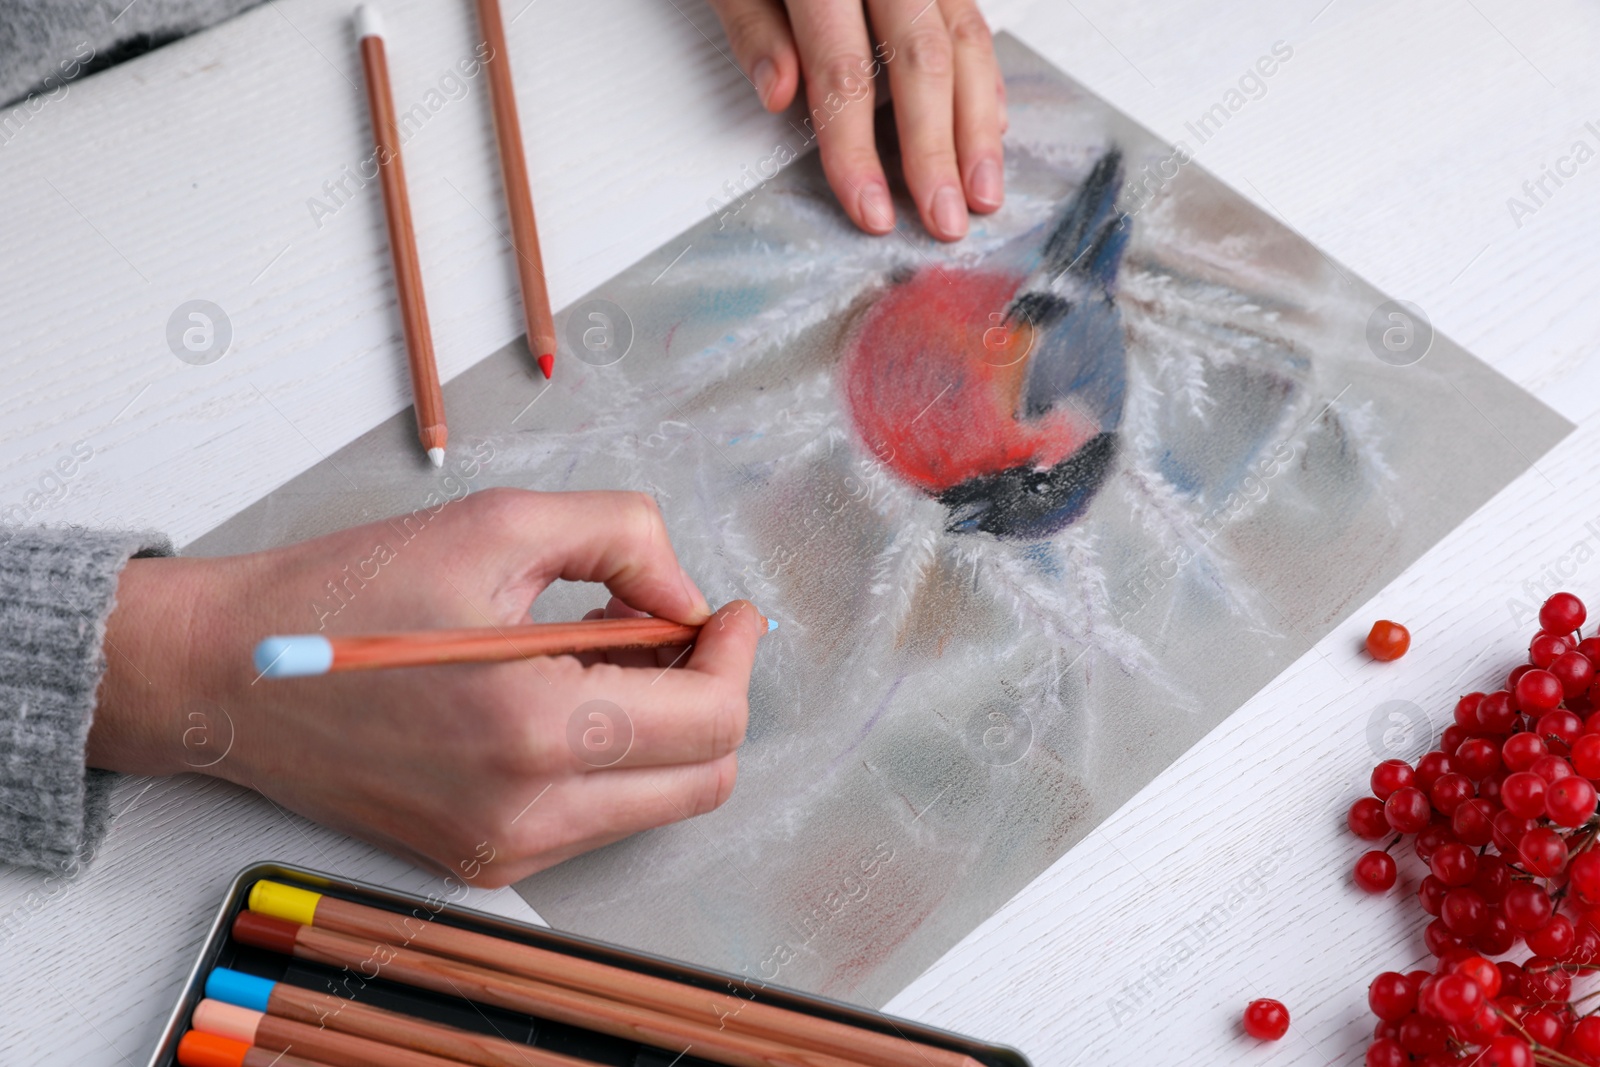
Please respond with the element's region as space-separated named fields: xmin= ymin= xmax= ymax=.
xmin=146 ymin=860 xmax=1032 ymax=1067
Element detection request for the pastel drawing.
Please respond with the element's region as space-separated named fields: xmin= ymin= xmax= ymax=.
xmin=842 ymin=148 xmax=1129 ymax=538
xmin=192 ymin=35 xmax=1571 ymax=1013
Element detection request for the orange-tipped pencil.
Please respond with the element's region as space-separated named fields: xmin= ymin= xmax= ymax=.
xmin=357 ymin=5 xmax=448 ymax=468
xmin=473 ymin=0 xmax=558 ymax=379
xmin=245 ymin=880 xmax=985 ymax=1067
xmin=253 ymin=612 xmax=776 ymax=678
xmin=177 ymin=1030 xmax=334 ymax=1067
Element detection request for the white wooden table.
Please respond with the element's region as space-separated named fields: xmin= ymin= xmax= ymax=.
xmin=3 ymin=0 xmax=1599 ymax=1062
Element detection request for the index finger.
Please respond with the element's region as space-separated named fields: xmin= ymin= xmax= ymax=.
xmin=786 ymin=0 xmax=896 ymax=234
xmin=479 ymin=489 xmax=712 ymax=626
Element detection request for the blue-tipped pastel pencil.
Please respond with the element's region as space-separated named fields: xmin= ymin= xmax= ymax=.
xmin=254 ymin=612 xmax=778 ymax=678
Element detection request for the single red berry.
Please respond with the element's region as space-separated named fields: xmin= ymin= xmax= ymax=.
xmin=1530 ymin=632 xmax=1574 ymax=669
xmin=1500 ymin=771 xmax=1548 ymax=819
xmin=1503 ymin=883 xmax=1555 ymax=931
xmin=1569 ymin=851 xmax=1600 ymax=907
xmin=1454 ymin=737 xmax=1502 ymax=780
xmin=1371 ymin=759 xmax=1415 ymax=800
xmin=1416 ymin=752 xmax=1454 ymax=791
xmin=1502 ymin=731 xmax=1547 ymax=772
xmin=1515 ymin=669 xmax=1564 ymax=714
xmin=1573 ymin=733 xmax=1600 ymax=777
xmin=1570 ymin=1017 xmax=1600 ymax=1058
xmin=1354 ymin=850 xmax=1397 ymax=892
xmin=1397 ymin=1013 xmax=1452 ymax=1055
xmin=1571 ymin=919 xmax=1600 ymax=964
xmin=1545 ymin=774 xmax=1597 ymax=827
xmin=1541 ymin=592 xmax=1586 ymax=635
xmin=1495 ymin=962 xmax=1526 ymax=999
xmin=1413 ymin=824 xmax=1454 ymax=864
xmin=1471 ymin=854 xmax=1512 ymax=906
xmin=1427 ymin=772 xmax=1473 ymax=816
xmin=1519 ymin=957 xmax=1570 ymax=1002
xmin=1366 ymin=620 xmax=1410 ymax=661
xmin=1551 ymin=652 xmax=1596 ymax=699
xmin=1385 ymin=787 xmax=1431 ymax=833
xmin=1455 ymin=692 xmax=1486 ymax=729
xmin=1518 ymin=826 xmax=1569 ymax=878
xmin=1529 ymin=753 xmax=1574 ymax=784
xmin=1365 ymin=1038 xmax=1406 ymax=1067
xmin=1462 ymin=1001 xmax=1503 ymax=1042
xmin=1478 ymin=691 xmax=1519 ymax=734
xmin=1440 ymin=888 xmax=1488 ymax=935
xmin=1440 ymin=724 xmax=1470 ymax=754
xmin=1417 ymin=875 xmax=1448 ymax=916
xmin=1430 ymin=841 xmax=1478 ymax=886
xmin=1450 ymin=798 xmax=1496 ymax=847
xmin=1450 ymin=954 xmax=1502 ymax=997
xmin=1580 ymin=636 xmax=1600 ymax=662
xmin=1242 ymin=998 xmax=1289 ymax=1040
xmin=1479 ymin=1035 xmax=1532 ymax=1067
xmin=1537 ymin=708 xmax=1584 ymax=751
xmin=1526 ymin=914 xmax=1575 ymax=958
xmin=1427 ymin=972 xmax=1483 ymax=1024
xmin=1424 ymin=918 xmax=1465 ymax=957
xmin=1479 ymin=773 xmax=1504 ymax=806
xmin=1491 ymin=810 xmax=1536 ymax=853
xmin=1348 ymin=796 xmax=1390 ymax=839
xmin=1472 ymin=911 xmax=1517 ymax=955
xmin=1508 ymin=663 xmax=1535 ymax=691
xmin=1520 ymin=1007 xmax=1563 ymax=1046
xmin=1368 ymin=971 xmax=1416 ymax=1021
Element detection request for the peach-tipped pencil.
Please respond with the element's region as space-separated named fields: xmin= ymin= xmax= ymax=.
xmin=190 ymin=998 xmax=465 ymax=1067
xmin=473 ymin=0 xmax=558 ymax=378
xmin=253 ymin=613 xmax=775 ymax=678
xmin=246 ymin=880 xmax=984 ymax=1067
xmin=357 ymin=5 xmax=448 ymax=468
xmin=231 ymin=911 xmax=865 ymax=1067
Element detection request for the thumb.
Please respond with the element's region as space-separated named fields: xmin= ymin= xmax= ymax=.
xmin=685 ymin=600 xmax=771 ymax=682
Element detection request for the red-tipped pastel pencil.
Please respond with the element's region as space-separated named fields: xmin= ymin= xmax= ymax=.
xmin=357 ymin=5 xmax=448 ymax=468
xmin=473 ymin=0 xmax=558 ymax=378
xmin=253 ymin=612 xmax=775 ymax=678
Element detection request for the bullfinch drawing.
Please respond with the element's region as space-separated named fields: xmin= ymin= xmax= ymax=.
xmin=841 ymin=148 xmax=1130 ymax=539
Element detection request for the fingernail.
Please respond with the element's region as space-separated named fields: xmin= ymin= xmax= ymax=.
xmin=858 ymin=181 xmax=895 ymax=233
xmin=679 ymin=564 xmax=712 ymax=618
xmin=752 ymin=58 xmax=776 ymax=109
xmin=931 ymin=185 xmax=967 ymax=239
xmin=969 ymin=159 xmax=1003 ymax=211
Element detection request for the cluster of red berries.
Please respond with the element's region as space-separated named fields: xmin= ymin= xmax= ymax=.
xmin=1349 ymin=592 xmax=1600 ymax=1066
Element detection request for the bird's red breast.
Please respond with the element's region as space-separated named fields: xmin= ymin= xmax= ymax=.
xmin=841 ymin=266 xmax=1100 ymax=493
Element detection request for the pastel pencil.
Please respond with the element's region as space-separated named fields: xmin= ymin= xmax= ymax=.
xmin=473 ymin=0 xmax=558 ymax=378
xmin=356 ymin=5 xmax=448 ymax=468
xmin=253 ymin=613 xmax=776 ymax=678
xmin=232 ymin=911 xmax=868 ymax=1067
xmin=191 ymin=997 xmax=464 ymax=1067
xmin=248 ymin=880 xmax=983 ymax=1067
xmin=205 ymin=966 xmax=588 ymax=1067
xmin=178 ymin=1029 xmax=336 ymax=1067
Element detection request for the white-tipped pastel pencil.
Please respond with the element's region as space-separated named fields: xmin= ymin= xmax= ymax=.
xmin=356 ymin=4 xmax=447 ymax=468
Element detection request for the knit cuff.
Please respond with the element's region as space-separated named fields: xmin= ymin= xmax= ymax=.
xmin=0 ymin=526 xmax=172 ymax=873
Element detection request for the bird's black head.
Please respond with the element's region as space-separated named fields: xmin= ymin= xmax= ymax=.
xmin=938 ymin=433 xmax=1119 ymax=538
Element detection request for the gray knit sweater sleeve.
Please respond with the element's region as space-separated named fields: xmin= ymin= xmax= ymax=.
xmin=0 ymin=526 xmax=172 ymax=873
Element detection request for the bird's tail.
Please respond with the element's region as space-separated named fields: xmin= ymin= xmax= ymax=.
xmin=1037 ymin=147 xmax=1128 ymax=290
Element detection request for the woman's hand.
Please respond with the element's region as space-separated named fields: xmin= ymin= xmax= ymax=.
xmin=708 ymin=0 xmax=1006 ymax=241
xmin=89 ymin=488 xmax=766 ymax=888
